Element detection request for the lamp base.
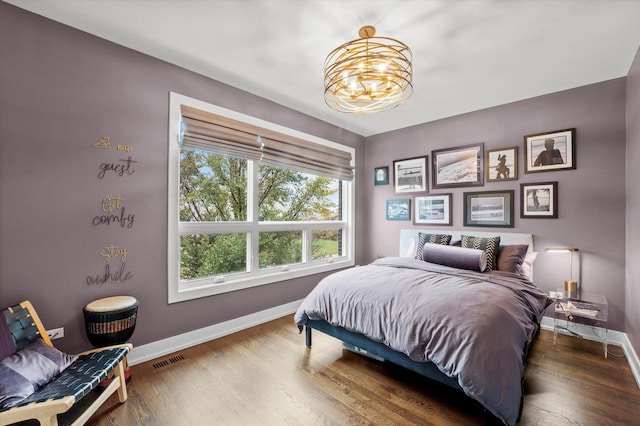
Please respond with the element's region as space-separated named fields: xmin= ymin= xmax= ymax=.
xmin=564 ymin=280 xmax=578 ymax=295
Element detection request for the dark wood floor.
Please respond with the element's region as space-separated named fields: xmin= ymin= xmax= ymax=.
xmin=56 ymin=316 xmax=640 ymax=425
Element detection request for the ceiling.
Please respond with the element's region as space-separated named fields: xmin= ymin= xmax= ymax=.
xmin=5 ymin=0 xmax=640 ymax=137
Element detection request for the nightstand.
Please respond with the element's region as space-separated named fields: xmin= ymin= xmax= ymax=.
xmin=553 ymin=290 xmax=608 ymax=357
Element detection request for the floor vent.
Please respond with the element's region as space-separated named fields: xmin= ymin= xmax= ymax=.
xmin=152 ymin=354 xmax=186 ymax=370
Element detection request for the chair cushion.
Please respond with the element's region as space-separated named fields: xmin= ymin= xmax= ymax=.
xmin=0 ymin=339 xmax=77 ymax=410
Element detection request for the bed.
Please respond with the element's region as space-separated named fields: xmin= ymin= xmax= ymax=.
xmin=294 ymin=229 xmax=550 ymax=425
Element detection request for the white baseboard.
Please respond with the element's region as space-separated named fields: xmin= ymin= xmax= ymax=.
xmin=540 ymin=316 xmax=640 ymax=388
xmin=128 ymin=299 xmax=303 ymax=365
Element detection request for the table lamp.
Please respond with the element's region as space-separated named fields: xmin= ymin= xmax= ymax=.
xmin=545 ymin=247 xmax=579 ymax=294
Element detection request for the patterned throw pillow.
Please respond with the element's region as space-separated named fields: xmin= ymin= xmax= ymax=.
xmin=461 ymin=235 xmax=501 ymax=271
xmin=414 ymin=233 xmax=453 ymax=259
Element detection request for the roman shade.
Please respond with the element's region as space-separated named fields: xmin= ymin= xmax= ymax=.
xmin=180 ymin=105 xmax=354 ymax=181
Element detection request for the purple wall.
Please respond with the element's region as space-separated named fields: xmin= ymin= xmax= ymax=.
xmin=626 ymin=47 xmax=640 ymax=354
xmin=364 ymin=79 xmax=628 ymax=331
xmin=0 ymin=3 xmax=366 ymax=353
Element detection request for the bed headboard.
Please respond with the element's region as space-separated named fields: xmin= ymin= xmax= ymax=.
xmin=399 ymin=229 xmax=534 ymax=258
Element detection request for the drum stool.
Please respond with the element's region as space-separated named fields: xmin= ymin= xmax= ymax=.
xmin=83 ymin=295 xmax=138 ymax=385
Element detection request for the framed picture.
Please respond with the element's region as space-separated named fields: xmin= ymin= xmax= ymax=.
xmin=521 ymin=182 xmax=558 ymax=218
xmin=463 ymin=190 xmax=514 ymax=228
xmin=374 ymin=166 xmax=389 ymax=186
xmin=432 ymin=143 xmax=484 ymax=189
xmin=386 ymin=199 xmax=411 ymax=221
xmin=393 ymin=156 xmax=428 ymax=194
xmin=524 ymin=128 xmax=576 ymax=173
xmin=486 ymin=146 xmax=518 ymax=182
xmin=413 ymin=194 xmax=452 ymax=226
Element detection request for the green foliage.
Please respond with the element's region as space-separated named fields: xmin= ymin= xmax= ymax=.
xmin=179 ymin=150 xmax=339 ymax=279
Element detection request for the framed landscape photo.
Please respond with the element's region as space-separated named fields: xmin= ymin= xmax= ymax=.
xmin=393 ymin=156 xmax=428 ymax=194
xmin=463 ymin=190 xmax=514 ymax=228
xmin=374 ymin=166 xmax=389 ymax=186
xmin=386 ymin=199 xmax=411 ymax=221
xmin=486 ymin=146 xmax=518 ymax=182
xmin=521 ymin=182 xmax=558 ymax=218
xmin=432 ymin=143 xmax=484 ymax=189
xmin=413 ymin=194 xmax=452 ymax=226
xmin=524 ymin=128 xmax=576 ymax=173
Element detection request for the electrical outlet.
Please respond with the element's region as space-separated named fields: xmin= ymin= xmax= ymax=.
xmin=46 ymin=327 xmax=64 ymax=340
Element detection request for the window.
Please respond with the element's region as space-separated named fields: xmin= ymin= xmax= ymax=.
xmin=168 ymin=93 xmax=355 ymax=303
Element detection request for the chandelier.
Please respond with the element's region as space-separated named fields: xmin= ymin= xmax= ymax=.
xmin=324 ymin=26 xmax=413 ymax=113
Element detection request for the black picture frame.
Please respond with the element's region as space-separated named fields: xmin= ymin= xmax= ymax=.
xmin=524 ymin=128 xmax=576 ymax=173
xmin=486 ymin=146 xmax=518 ymax=182
xmin=386 ymin=199 xmax=411 ymax=221
xmin=520 ymin=182 xmax=558 ymax=218
xmin=432 ymin=143 xmax=484 ymax=189
xmin=463 ymin=190 xmax=514 ymax=228
xmin=393 ymin=156 xmax=428 ymax=194
xmin=374 ymin=166 xmax=389 ymax=186
xmin=413 ymin=194 xmax=452 ymax=226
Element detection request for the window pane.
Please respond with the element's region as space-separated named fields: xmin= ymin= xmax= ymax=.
xmin=180 ymin=149 xmax=248 ymax=222
xmin=312 ymin=229 xmax=343 ymax=260
xmin=258 ymin=164 xmax=341 ymax=221
xmin=180 ymin=234 xmax=246 ymax=279
xmin=259 ymin=231 xmax=302 ymax=268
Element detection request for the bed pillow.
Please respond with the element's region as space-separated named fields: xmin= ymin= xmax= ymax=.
xmin=423 ymin=243 xmax=487 ymax=272
xmin=0 ymin=319 xmax=16 ymax=360
xmin=497 ymin=244 xmax=529 ymax=275
xmin=414 ymin=233 xmax=452 ymax=259
xmin=461 ymin=235 xmax=501 ymax=271
xmin=520 ymin=251 xmax=538 ymax=280
xmin=0 ymin=338 xmax=77 ymax=409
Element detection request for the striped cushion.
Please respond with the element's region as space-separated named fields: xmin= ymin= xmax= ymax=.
xmin=414 ymin=233 xmax=452 ymax=259
xmin=461 ymin=235 xmax=501 ymax=271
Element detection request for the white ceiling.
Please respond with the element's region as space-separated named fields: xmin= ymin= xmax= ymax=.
xmin=6 ymin=0 xmax=640 ymax=137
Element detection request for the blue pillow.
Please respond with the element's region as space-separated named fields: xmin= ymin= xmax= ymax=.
xmin=0 ymin=338 xmax=77 ymax=409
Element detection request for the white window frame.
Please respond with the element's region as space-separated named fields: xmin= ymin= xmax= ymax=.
xmin=168 ymin=93 xmax=355 ymax=303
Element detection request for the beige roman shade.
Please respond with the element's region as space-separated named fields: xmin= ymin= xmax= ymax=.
xmin=180 ymin=105 xmax=354 ymax=181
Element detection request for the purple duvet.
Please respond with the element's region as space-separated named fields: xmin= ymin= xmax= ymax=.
xmin=294 ymin=257 xmax=550 ymax=425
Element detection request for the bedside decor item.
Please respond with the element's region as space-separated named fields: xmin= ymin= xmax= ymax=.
xmin=486 ymin=146 xmax=518 ymax=181
xmin=524 ymin=128 xmax=576 ymax=173
xmin=432 ymin=143 xmax=484 ymax=189
xmin=374 ymin=166 xmax=389 ymax=186
xmin=413 ymin=194 xmax=452 ymax=225
xmin=545 ymin=247 xmax=579 ymax=294
xmin=324 ymin=26 xmax=413 ymax=113
xmin=463 ymin=190 xmax=514 ymax=228
xmin=393 ymin=156 xmax=428 ymax=194
xmin=521 ymin=182 xmax=558 ymax=218
xmin=386 ymin=199 xmax=411 ymax=221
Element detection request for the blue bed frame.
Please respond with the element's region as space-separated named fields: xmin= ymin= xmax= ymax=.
xmin=304 ymin=319 xmax=462 ymax=391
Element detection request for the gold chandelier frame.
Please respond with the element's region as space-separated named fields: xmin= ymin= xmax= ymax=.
xmin=324 ymin=26 xmax=413 ymax=113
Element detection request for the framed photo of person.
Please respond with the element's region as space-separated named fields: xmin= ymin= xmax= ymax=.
xmin=463 ymin=190 xmax=514 ymax=228
xmin=520 ymin=182 xmax=558 ymax=218
xmin=413 ymin=194 xmax=452 ymax=226
xmin=486 ymin=146 xmax=518 ymax=182
xmin=386 ymin=199 xmax=411 ymax=221
xmin=374 ymin=166 xmax=389 ymax=186
xmin=393 ymin=156 xmax=428 ymax=194
xmin=524 ymin=128 xmax=576 ymax=173
xmin=432 ymin=143 xmax=484 ymax=189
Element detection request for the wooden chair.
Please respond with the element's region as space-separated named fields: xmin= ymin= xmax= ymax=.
xmin=0 ymin=300 xmax=132 ymax=426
